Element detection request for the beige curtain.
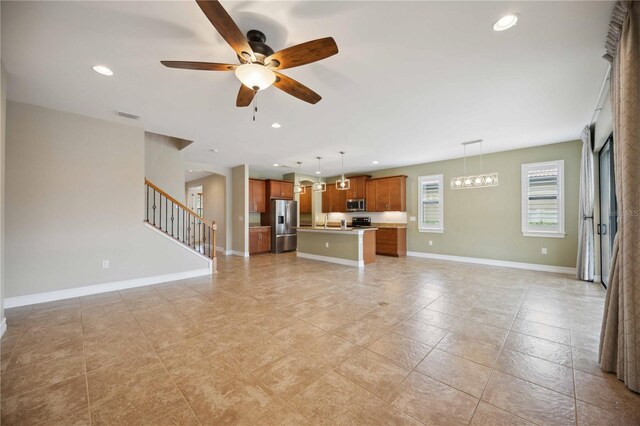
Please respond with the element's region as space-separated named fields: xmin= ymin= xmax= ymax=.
xmin=599 ymin=1 xmax=640 ymax=393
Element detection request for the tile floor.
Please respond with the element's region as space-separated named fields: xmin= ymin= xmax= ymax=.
xmin=1 ymin=253 xmax=639 ymax=425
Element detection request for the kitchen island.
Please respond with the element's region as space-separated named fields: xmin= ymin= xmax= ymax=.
xmin=296 ymin=227 xmax=377 ymax=267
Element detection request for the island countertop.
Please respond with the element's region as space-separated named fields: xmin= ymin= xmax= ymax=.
xmin=296 ymin=227 xmax=378 ymax=235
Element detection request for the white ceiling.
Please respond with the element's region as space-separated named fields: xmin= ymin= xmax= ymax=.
xmin=2 ymin=1 xmax=612 ymax=177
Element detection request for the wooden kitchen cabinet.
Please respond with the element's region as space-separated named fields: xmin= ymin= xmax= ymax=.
xmin=299 ymin=186 xmax=312 ymax=213
xmin=249 ymin=226 xmax=271 ymax=255
xmin=375 ymin=227 xmax=407 ymax=257
xmin=249 ymin=179 xmax=266 ymax=213
xmin=322 ymin=185 xmax=347 ymax=213
xmin=365 ymin=176 xmax=407 ymax=212
xmin=266 ymin=180 xmax=294 ymax=200
xmin=345 ymin=176 xmax=370 ymax=200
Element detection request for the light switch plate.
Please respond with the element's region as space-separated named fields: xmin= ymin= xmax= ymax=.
xmin=428 ymin=241 xmax=433 ymax=246
xmin=410 ymin=216 xmax=417 ymax=222
xmin=102 ymin=260 xmax=110 ymax=269
xmin=325 ymin=242 xmax=329 ymax=248
xmin=541 ymin=248 xmax=547 ymax=254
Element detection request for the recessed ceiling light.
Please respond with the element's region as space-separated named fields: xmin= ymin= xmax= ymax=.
xmin=271 ymin=122 xmax=281 ymax=129
xmin=92 ymin=65 xmax=113 ymax=76
xmin=493 ymin=14 xmax=518 ymax=31
xmin=188 ymin=170 xmax=194 ymax=172
xmin=209 ymin=149 xmax=219 ymax=153
xmin=315 ymin=171 xmax=321 ymax=175
xmin=372 ymin=161 xmax=379 ymax=165
xmin=273 ymin=163 xmax=279 ymax=167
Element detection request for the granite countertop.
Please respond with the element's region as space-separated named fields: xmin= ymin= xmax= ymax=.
xmin=297 ymin=226 xmax=378 ymax=233
xmin=372 ymin=223 xmax=407 ymax=228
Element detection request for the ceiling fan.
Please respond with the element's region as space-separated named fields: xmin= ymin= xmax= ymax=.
xmin=161 ymin=0 xmax=339 ymax=107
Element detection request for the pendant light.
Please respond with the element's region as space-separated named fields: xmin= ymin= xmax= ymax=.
xmin=313 ymin=157 xmax=326 ymax=192
xmin=293 ymin=162 xmax=306 ymax=194
xmin=335 ymin=151 xmax=350 ymax=191
xmin=450 ymin=139 xmax=499 ymax=189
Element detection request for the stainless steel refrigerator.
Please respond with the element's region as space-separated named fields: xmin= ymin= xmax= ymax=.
xmin=270 ymin=199 xmax=297 ymax=253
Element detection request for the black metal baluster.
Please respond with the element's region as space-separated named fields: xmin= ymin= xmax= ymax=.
xmin=165 ymin=196 xmax=168 ymax=233
xmin=171 ymin=201 xmax=174 ymax=237
xmin=152 ymin=189 xmax=157 ymax=226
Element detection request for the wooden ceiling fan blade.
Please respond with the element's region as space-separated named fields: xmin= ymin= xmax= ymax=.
xmin=195 ymin=0 xmax=255 ymax=62
xmin=266 ymin=37 xmax=338 ymax=70
xmin=273 ymin=72 xmax=321 ymax=104
xmin=161 ymin=61 xmax=237 ymax=71
xmin=236 ymin=84 xmax=255 ymax=107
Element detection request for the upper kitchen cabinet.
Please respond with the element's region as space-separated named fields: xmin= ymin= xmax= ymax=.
xmin=249 ymin=179 xmax=266 ymax=213
xmin=366 ymin=176 xmax=407 ymax=212
xmin=265 ymin=179 xmax=294 ymax=200
xmin=322 ymin=185 xmax=347 ymax=213
xmin=345 ymin=175 xmax=370 ymax=200
xmin=299 ymin=186 xmax=312 ymax=213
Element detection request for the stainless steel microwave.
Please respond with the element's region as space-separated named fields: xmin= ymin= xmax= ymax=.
xmin=346 ymin=199 xmax=366 ymax=212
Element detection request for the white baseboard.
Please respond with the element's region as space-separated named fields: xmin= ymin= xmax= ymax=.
xmin=231 ymin=250 xmax=249 ymax=257
xmin=217 ymin=246 xmax=233 ymax=256
xmin=594 ymin=275 xmax=602 ymax=283
xmin=0 ymin=317 xmax=6 ymax=338
xmin=297 ymin=252 xmax=364 ymax=268
xmin=406 ymin=251 xmax=576 ymax=275
xmin=4 ymin=268 xmax=212 ymax=309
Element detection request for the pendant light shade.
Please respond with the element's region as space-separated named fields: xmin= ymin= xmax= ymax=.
xmin=335 ymin=151 xmax=350 ymax=191
xmin=293 ymin=162 xmax=306 ymax=194
xmin=313 ymin=157 xmax=326 ymax=192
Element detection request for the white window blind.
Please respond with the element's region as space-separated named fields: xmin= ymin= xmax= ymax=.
xmin=521 ymin=160 xmax=565 ymax=238
xmin=418 ymin=175 xmax=443 ymax=232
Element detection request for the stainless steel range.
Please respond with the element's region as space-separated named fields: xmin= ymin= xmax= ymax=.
xmin=351 ymin=217 xmax=372 ymax=228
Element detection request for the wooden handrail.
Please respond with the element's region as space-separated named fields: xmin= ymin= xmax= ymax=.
xmin=145 ymin=179 xmax=216 ymax=230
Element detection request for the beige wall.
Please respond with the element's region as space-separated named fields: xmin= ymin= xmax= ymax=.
xmin=185 ymin=173 xmax=226 ymax=250
xmin=145 ymin=132 xmax=186 ymax=203
xmin=1 ymin=63 xmax=7 ymax=322
xmin=5 ymin=102 xmax=209 ymax=298
xmin=365 ymin=140 xmax=582 ymax=268
xmin=232 ymin=165 xmax=248 ymax=254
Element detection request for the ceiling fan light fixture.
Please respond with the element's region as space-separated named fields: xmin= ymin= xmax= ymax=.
xmin=234 ymin=63 xmax=276 ymax=91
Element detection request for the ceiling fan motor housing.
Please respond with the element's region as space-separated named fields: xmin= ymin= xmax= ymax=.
xmin=243 ymin=30 xmax=275 ymax=63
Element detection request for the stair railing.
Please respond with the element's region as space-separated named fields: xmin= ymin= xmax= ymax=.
xmin=144 ymin=179 xmax=216 ymax=259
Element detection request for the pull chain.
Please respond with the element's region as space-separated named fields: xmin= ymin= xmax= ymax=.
xmin=252 ymin=90 xmax=258 ymax=122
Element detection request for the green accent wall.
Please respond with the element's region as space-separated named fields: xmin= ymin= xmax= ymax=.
xmin=367 ymin=140 xmax=582 ymax=268
xmin=298 ymin=232 xmax=361 ymax=261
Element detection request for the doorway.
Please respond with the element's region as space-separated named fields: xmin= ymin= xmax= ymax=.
xmin=599 ymin=134 xmax=617 ymax=288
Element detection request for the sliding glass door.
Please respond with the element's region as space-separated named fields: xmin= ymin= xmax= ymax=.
xmin=599 ymin=135 xmax=617 ymax=287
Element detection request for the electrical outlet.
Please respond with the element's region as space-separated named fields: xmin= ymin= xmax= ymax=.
xmin=409 ymin=216 xmax=417 ymax=222
xmin=428 ymin=240 xmax=433 ymax=246
xmin=102 ymin=260 xmax=110 ymax=269
xmin=325 ymin=242 xmax=329 ymax=248
xmin=541 ymin=248 xmax=547 ymax=255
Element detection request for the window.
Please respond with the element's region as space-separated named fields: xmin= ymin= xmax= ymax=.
xmin=418 ymin=174 xmax=443 ymax=232
xmin=521 ymin=160 xmax=565 ymax=238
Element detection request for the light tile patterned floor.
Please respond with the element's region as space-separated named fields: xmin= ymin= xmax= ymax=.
xmin=1 ymin=253 xmax=639 ymax=425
